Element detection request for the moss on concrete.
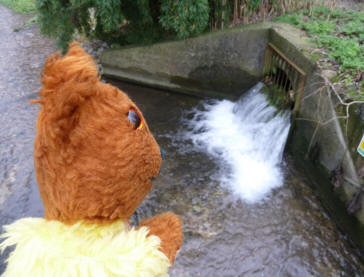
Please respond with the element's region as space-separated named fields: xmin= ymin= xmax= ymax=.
xmin=290 ymin=144 xmax=364 ymax=251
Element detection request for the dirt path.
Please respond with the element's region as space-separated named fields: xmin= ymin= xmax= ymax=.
xmin=0 ymin=5 xmax=55 ymax=271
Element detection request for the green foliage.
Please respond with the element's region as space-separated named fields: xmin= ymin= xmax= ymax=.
xmin=119 ymin=0 xmax=161 ymax=44
xmin=273 ymin=13 xmax=303 ymax=25
xmin=275 ymin=6 xmax=364 ymax=98
xmin=94 ymin=0 xmax=123 ymax=34
xmin=328 ymin=8 xmax=346 ymax=19
xmin=346 ymin=10 xmax=364 ymax=22
xmin=208 ymin=0 xmax=230 ymax=28
xmin=35 ymin=0 xmax=332 ymax=52
xmin=326 ymin=38 xmax=363 ymax=72
xmin=36 ymin=0 xmax=212 ymax=52
xmin=246 ymin=0 xmax=262 ymax=12
xmin=262 ymin=84 xmax=292 ymax=110
xmin=340 ymin=20 xmax=364 ymax=37
xmin=159 ymin=0 xmax=209 ymax=39
xmin=302 ymin=20 xmax=336 ymax=35
xmin=0 ymin=0 xmax=36 ymax=13
xmin=36 ymin=0 xmax=75 ymax=51
xmin=312 ymin=6 xmax=332 ymax=18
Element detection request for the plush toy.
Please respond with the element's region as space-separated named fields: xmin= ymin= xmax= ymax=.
xmin=0 ymin=42 xmax=183 ymax=276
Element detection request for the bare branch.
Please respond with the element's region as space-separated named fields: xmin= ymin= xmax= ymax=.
xmin=300 ymin=65 xmax=364 ymax=145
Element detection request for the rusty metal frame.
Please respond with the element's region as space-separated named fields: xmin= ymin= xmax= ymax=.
xmin=264 ymin=42 xmax=306 ymax=116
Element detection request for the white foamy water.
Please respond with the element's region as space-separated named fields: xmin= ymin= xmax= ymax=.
xmin=184 ymin=83 xmax=291 ymax=203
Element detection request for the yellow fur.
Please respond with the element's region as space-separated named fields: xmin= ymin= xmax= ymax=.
xmin=0 ymin=218 xmax=170 ymax=277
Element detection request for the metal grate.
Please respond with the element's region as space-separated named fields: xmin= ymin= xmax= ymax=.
xmin=263 ymin=43 xmax=306 ymax=114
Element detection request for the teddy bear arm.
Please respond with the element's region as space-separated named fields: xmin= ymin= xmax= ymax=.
xmin=138 ymin=212 xmax=183 ymax=264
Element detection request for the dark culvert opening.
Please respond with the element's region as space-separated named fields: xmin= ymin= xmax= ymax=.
xmin=263 ymin=43 xmax=306 ymax=112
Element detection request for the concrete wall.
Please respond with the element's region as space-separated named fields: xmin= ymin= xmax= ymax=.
xmin=101 ymin=24 xmax=270 ymax=100
xmin=100 ymin=23 xmax=364 ymax=251
xmin=268 ymin=25 xmax=364 ymax=250
xmin=288 ymin=83 xmax=364 ymax=248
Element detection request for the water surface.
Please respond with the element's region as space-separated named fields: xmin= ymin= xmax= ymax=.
xmin=113 ymin=81 xmax=364 ymax=277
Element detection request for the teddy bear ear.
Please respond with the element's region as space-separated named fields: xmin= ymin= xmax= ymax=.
xmin=40 ymin=42 xmax=99 ymax=93
xmin=35 ymin=42 xmax=100 ymax=144
xmin=38 ymin=42 xmax=99 ymax=113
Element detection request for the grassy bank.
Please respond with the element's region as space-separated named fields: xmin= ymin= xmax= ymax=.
xmin=0 ymin=0 xmax=36 ymax=14
xmin=275 ymin=6 xmax=364 ymax=99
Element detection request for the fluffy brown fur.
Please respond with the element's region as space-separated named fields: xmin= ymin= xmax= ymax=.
xmin=32 ymin=42 xmax=183 ymax=263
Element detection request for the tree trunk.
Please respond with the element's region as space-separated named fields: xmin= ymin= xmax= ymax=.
xmin=233 ymin=0 xmax=238 ymax=24
xmin=221 ymin=0 xmax=226 ymax=29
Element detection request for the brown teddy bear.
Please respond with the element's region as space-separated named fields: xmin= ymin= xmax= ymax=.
xmin=0 ymin=42 xmax=183 ymax=276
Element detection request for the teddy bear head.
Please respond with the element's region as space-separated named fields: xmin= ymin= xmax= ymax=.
xmin=33 ymin=43 xmax=162 ymax=224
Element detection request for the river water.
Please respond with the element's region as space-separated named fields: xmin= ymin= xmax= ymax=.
xmin=1 ymin=5 xmax=364 ymax=276
xmin=116 ymin=81 xmax=364 ymax=277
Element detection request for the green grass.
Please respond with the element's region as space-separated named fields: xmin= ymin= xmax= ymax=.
xmin=0 ymin=0 xmax=36 ymax=14
xmin=274 ymin=7 xmax=364 ymax=99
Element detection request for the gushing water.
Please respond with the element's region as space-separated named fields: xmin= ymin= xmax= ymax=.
xmin=183 ymin=82 xmax=291 ymax=203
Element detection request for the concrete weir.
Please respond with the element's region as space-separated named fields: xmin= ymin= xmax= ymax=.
xmin=101 ymin=23 xmax=364 ymax=252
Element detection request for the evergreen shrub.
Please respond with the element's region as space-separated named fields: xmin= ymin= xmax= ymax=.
xmin=36 ymin=0 xmax=327 ymax=52
xmin=36 ymin=0 xmax=211 ymax=51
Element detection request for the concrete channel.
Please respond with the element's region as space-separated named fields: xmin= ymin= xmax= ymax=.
xmin=101 ymin=22 xmax=364 ymax=252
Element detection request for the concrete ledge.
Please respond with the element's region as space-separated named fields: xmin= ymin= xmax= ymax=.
xmin=103 ymin=66 xmax=236 ymax=100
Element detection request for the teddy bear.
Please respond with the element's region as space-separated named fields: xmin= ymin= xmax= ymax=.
xmin=0 ymin=42 xmax=183 ymax=276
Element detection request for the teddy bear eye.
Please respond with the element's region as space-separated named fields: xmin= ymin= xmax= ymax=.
xmin=127 ymin=108 xmax=143 ymax=129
